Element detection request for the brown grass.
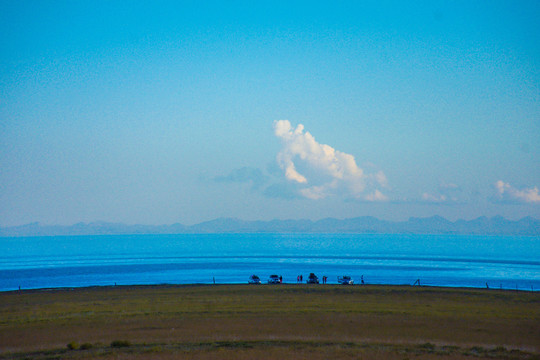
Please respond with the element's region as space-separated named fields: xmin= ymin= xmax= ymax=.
xmin=0 ymin=284 xmax=538 ymax=359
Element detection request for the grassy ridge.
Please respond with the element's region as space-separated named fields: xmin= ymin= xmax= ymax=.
xmin=0 ymin=284 xmax=539 ymax=359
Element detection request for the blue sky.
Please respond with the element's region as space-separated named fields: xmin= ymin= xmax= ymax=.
xmin=1 ymin=1 xmax=539 ymax=226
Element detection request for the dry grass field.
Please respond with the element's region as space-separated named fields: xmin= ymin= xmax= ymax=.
xmin=0 ymin=284 xmax=538 ymax=359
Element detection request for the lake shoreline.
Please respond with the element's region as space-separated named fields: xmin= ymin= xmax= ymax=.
xmin=4 ymin=280 xmax=539 ymax=295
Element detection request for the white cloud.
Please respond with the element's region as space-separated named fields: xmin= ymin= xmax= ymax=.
xmin=365 ymin=189 xmax=389 ymax=202
xmin=300 ymin=184 xmax=332 ymax=200
xmin=421 ymin=192 xmax=447 ymax=203
xmin=418 ymin=183 xmax=463 ymax=203
xmin=273 ymin=120 xmax=387 ymax=200
xmin=495 ymin=181 xmax=540 ymax=204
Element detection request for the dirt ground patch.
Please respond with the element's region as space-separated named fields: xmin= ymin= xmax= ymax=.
xmin=0 ymin=284 xmax=538 ymax=359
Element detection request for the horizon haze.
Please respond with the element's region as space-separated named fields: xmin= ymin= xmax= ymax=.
xmin=1 ymin=215 xmax=538 ymax=237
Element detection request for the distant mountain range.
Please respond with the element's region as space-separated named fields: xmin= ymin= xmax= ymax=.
xmin=0 ymin=216 xmax=538 ymax=236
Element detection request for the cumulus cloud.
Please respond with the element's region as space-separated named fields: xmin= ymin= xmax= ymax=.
xmin=419 ymin=183 xmax=463 ymax=203
xmin=365 ymin=189 xmax=389 ymax=202
xmin=273 ymin=120 xmax=387 ymax=201
xmin=421 ymin=192 xmax=447 ymax=203
xmin=494 ymin=181 xmax=540 ymax=204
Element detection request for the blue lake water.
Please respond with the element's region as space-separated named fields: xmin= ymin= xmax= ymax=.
xmin=0 ymin=233 xmax=539 ymax=291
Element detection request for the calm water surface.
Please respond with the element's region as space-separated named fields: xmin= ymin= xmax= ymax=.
xmin=0 ymin=233 xmax=538 ymax=291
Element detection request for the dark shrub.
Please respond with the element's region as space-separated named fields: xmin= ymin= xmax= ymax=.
xmin=67 ymin=341 xmax=79 ymax=350
xmin=420 ymin=342 xmax=435 ymax=350
xmin=111 ymin=340 xmax=131 ymax=348
xmin=80 ymin=343 xmax=93 ymax=350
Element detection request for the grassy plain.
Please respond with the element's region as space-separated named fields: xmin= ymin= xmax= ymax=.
xmin=0 ymin=284 xmax=538 ymax=359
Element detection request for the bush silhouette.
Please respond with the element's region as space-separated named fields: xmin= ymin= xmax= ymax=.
xmin=111 ymin=340 xmax=131 ymax=348
xmin=66 ymin=341 xmax=79 ymax=350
